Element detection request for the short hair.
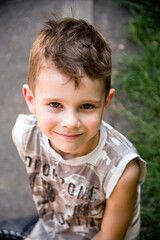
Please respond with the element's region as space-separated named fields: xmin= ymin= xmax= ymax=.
xmin=28 ymin=17 xmax=112 ymax=96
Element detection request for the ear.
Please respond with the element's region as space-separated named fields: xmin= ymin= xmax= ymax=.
xmin=103 ymin=88 xmax=115 ymax=116
xmin=23 ymin=84 xmax=36 ymax=114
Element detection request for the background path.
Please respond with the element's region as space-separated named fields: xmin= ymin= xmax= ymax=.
xmin=0 ymin=0 xmax=131 ymax=222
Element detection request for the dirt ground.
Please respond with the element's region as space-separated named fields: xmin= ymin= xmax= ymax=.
xmin=0 ymin=0 xmax=132 ymax=222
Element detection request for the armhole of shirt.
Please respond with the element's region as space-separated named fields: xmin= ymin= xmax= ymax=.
xmin=105 ymin=154 xmax=146 ymax=199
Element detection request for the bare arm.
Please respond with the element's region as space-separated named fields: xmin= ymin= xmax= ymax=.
xmin=92 ymin=159 xmax=140 ymax=240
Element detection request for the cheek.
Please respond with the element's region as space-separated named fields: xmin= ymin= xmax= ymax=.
xmin=83 ymin=114 xmax=102 ymax=132
xmin=37 ymin=112 xmax=58 ymax=132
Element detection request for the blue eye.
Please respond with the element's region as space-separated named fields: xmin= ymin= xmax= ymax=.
xmin=81 ymin=104 xmax=94 ymax=109
xmin=49 ymin=102 xmax=62 ymax=108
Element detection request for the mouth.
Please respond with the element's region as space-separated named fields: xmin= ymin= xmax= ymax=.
xmin=55 ymin=132 xmax=83 ymax=140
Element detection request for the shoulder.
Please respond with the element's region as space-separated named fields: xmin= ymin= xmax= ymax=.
xmin=13 ymin=114 xmax=39 ymax=147
xmin=102 ymin=121 xmax=139 ymax=160
xmin=14 ymin=114 xmax=37 ymax=126
xmin=102 ymin=121 xmax=136 ymax=148
xmin=102 ymin=121 xmax=146 ymax=181
xmin=12 ymin=114 xmax=39 ymax=161
xmin=100 ymin=122 xmax=146 ymax=198
xmin=16 ymin=114 xmax=37 ymax=129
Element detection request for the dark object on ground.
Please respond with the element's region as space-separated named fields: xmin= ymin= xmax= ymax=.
xmin=0 ymin=229 xmax=27 ymax=240
xmin=0 ymin=215 xmax=38 ymax=238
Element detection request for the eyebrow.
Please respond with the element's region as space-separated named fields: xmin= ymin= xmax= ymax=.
xmin=42 ymin=98 xmax=102 ymax=104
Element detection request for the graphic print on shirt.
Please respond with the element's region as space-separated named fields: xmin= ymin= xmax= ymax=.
xmin=25 ymin=155 xmax=104 ymax=231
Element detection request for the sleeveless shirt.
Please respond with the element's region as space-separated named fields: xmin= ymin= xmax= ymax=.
xmin=14 ymin=114 xmax=146 ymax=240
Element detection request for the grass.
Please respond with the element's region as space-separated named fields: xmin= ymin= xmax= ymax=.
xmin=114 ymin=0 xmax=160 ymax=239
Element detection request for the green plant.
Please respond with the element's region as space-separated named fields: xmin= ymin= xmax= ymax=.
xmin=117 ymin=0 xmax=160 ymax=46
xmin=114 ymin=0 xmax=160 ymax=238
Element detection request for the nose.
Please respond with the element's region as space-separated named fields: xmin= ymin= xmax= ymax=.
xmin=61 ymin=110 xmax=81 ymax=129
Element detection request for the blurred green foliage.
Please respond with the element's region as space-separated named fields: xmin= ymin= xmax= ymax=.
xmin=115 ymin=0 xmax=160 ymax=239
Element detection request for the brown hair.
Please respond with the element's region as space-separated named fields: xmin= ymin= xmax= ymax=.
xmin=28 ymin=17 xmax=112 ymax=96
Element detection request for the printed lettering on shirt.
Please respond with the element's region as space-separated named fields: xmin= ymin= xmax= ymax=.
xmin=25 ymin=155 xmax=101 ymax=229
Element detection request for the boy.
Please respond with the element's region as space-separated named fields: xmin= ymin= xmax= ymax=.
xmin=12 ymin=17 xmax=146 ymax=240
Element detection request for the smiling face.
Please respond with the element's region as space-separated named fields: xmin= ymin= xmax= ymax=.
xmin=24 ymin=66 xmax=114 ymax=159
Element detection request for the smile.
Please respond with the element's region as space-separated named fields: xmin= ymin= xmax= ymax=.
xmin=55 ymin=132 xmax=83 ymax=140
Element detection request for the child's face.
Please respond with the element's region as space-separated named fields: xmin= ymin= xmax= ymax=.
xmin=24 ymin=66 xmax=114 ymax=159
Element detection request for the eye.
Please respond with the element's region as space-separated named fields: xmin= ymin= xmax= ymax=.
xmin=49 ymin=102 xmax=62 ymax=108
xmin=80 ymin=104 xmax=94 ymax=110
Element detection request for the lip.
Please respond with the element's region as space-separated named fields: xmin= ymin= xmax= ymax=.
xmin=55 ymin=132 xmax=83 ymax=140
